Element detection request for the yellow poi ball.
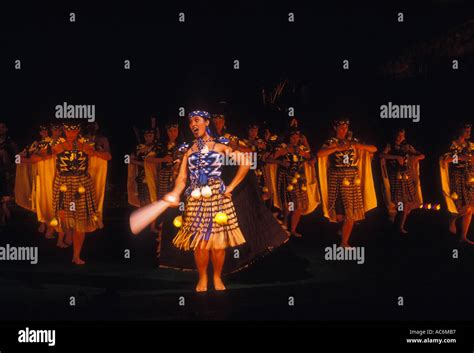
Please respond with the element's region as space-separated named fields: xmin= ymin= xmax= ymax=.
xmin=295 ymin=172 xmax=301 ymax=179
xmin=214 ymin=212 xmax=228 ymax=225
xmin=435 ymin=204 xmax=441 ymax=211
xmin=354 ymin=178 xmax=361 ymax=186
xmin=262 ymin=186 xmax=269 ymax=193
xmin=173 ymin=215 xmax=183 ymax=228
xmin=404 ymin=174 xmax=409 ymax=180
xmin=291 ymin=177 xmax=298 ymax=184
xmin=451 ymin=192 xmax=459 ymax=200
xmin=92 ymin=215 xmax=99 ymax=222
xmin=425 ymin=203 xmax=432 ymax=210
xmin=301 ymin=185 xmax=307 ymax=191
xmin=60 ymin=184 xmax=68 ymax=192
xmin=287 ymin=185 xmax=294 ymax=192
xmin=397 ymin=173 xmax=403 ymax=180
xmin=342 ymin=178 xmax=350 ymax=187
xmin=469 ymin=177 xmax=474 ymax=183
xmin=49 ymin=218 xmax=59 ymax=227
xmin=77 ymin=186 xmax=86 ymax=194
xmin=293 ymin=155 xmax=298 ymax=162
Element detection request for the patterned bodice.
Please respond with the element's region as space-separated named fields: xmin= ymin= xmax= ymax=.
xmin=56 ymin=149 xmax=89 ymax=176
xmin=188 ymin=150 xmax=223 ymax=186
xmin=278 ymin=144 xmax=307 ymax=172
xmin=326 ymin=137 xmax=359 ymax=168
xmin=135 ymin=143 xmax=156 ymax=162
xmin=386 ymin=142 xmax=413 ymax=171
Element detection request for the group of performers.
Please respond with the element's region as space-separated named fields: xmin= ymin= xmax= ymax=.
xmin=3 ymin=113 xmax=474 ymax=291
xmin=12 ymin=121 xmax=110 ymax=264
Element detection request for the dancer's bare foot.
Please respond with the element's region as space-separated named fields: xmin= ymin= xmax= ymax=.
xmin=72 ymin=257 xmax=85 ymax=265
xmin=195 ymin=276 xmax=208 ymax=292
xmin=56 ymin=241 xmax=69 ymax=248
xmin=291 ymin=231 xmax=302 ymax=238
xmin=449 ymin=221 xmax=457 ymax=234
xmin=213 ymin=276 xmax=226 ymax=291
xmin=400 ymin=228 xmax=408 ymax=234
xmin=460 ymin=237 xmax=474 ymax=245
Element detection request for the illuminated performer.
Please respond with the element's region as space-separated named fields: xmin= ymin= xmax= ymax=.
xmin=127 ymin=129 xmax=159 ymax=232
xmin=50 ymin=121 xmax=107 ymax=264
xmin=380 ymin=129 xmax=424 ymax=233
xmin=0 ymin=122 xmax=19 ymax=226
xmin=14 ymin=125 xmax=51 ymax=234
xmin=317 ymin=119 xmax=377 ymax=248
xmin=272 ymin=128 xmax=319 ymax=237
xmin=145 ymin=121 xmax=181 ymax=257
xmin=440 ymin=123 xmax=474 ymax=243
xmin=153 ymin=110 xmax=288 ymax=292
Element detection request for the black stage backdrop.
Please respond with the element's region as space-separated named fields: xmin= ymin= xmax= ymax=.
xmin=1 ymin=1 xmax=474 ymax=352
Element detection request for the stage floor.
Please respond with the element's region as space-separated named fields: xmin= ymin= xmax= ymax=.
xmin=1 ymin=205 xmax=474 ymax=320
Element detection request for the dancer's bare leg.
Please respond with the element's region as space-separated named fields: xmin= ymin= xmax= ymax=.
xmin=57 ymin=230 xmax=69 ymax=248
xmin=45 ymin=225 xmax=55 ymax=239
xmin=72 ymin=231 xmax=86 ymax=265
xmin=38 ymin=222 xmax=46 ymax=233
xmin=340 ymin=218 xmax=354 ymax=248
xmin=399 ymin=205 xmax=412 ymax=234
xmin=461 ymin=207 xmax=474 ymax=244
xmin=194 ymin=247 xmax=209 ymax=292
xmin=211 ymin=249 xmax=226 ymax=291
xmin=449 ymin=215 xmax=457 ymax=234
xmin=290 ymin=209 xmax=303 ymax=237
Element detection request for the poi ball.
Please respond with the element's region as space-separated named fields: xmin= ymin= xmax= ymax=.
xmin=451 ymin=192 xmax=459 ymax=200
xmin=92 ymin=214 xmax=99 ymax=222
xmin=201 ymin=185 xmax=212 ymax=198
xmin=287 ymin=185 xmax=294 ymax=192
xmin=295 ymin=172 xmax=301 ymax=179
xmin=60 ymin=184 xmax=68 ymax=192
xmin=257 ymin=169 xmax=263 ymax=176
xmin=469 ymin=177 xmax=474 ymax=184
xmin=291 ymin=177 xmax=298 ymax=184
xmin=435 ymin=204 xmax=441 ymax=211
xmin=425 ymin=203 xmax=432 ymax=210
xmin=419 ymin=204 xmax=423 ymax=209
xmin=293 ymin=155 xmax=298 ymax=162
xmin=397 ymin=173 xmax=403 ymax=180
xmin=49 ymin=218 xmax=59 ymax=227
xmin=215 ymin=212 xmax=228 ymax=225
xmin=354 ymin=177 xmax=361 ymax=186
xmin=404 ymin=174 xmax=410 ymax=180
xmin=191 ymin=188 xmax=201 ymax=199
xmin=342 ymin=178 xmax=350 ymax=187
xmin=173 ymin=215 xmax=183 ymax=228
xmin=77 ymin=186 xmax=86 ymax=194
xmin=301 ymin=185 xmax=307 ymax=191
xmin=262 ymin=186 xmax=269 ymax=193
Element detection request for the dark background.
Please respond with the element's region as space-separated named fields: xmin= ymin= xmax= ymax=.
xmin=1 ymin=1 xmax=474 ymax=335
xmin=1 ymin=0 xmax=473 ymax=205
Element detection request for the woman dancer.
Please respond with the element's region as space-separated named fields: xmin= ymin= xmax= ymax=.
xmin=317 ymin=119 xmax=377 ymax=247
xmin=440 ymin=123 xmax=474 ymax=243
xmin=273 ymin=128 xmax=318 ymax=237
xmin=51 ymin=121 xmax=104 ymax=264
xmin=143 ymin=110 xmax=289 ymax=287
xmin=380 ymin=128 xmax=424 ymax=233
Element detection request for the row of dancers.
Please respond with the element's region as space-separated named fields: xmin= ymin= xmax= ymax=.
xmin=1 ymin=116 xmax=474 ymax=291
